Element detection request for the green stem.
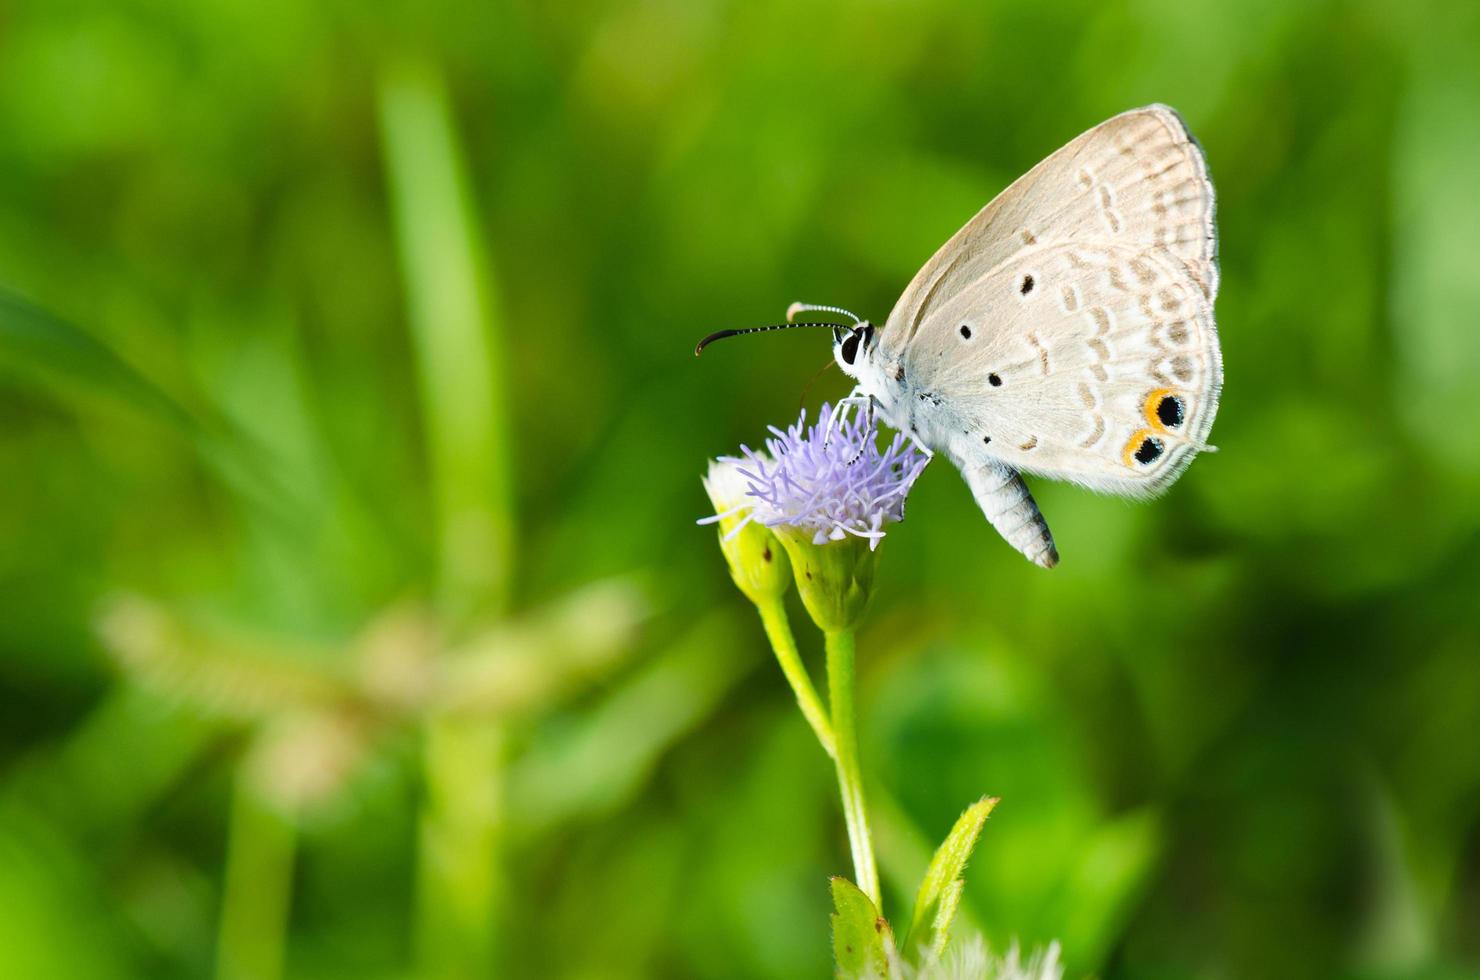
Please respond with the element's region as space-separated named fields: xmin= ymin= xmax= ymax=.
xmin=825 ymin=629 xmax=879 ymax=906
xmin=216 ymin=770 xmax=295 ymax=980
xmin=756 ymin=598 xmax=835 ymax=758
xmin=415 ymin=717 xmax=506 ymax=980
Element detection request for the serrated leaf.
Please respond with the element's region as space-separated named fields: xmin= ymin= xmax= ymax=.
xmin=904 ymin=796 xmax=997 ymax=959
xmin=830 ymin=876 xmax=892 ymax=979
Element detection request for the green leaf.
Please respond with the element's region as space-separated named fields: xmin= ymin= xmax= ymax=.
xmin=927 ymin=878 xmax=965 ymax=961
xmin=904 ymin=796 xmax=997 ymax=960
xmin=830 ymin=876 xmax=893 ymax=979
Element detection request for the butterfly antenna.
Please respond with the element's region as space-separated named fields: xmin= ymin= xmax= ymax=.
xmin=694 ymin=322 xmax=840 ymax=356
xmin=786 ymin=302 xmax=863 ymax=326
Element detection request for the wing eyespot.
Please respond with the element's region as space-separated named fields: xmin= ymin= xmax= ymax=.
xmin=1124 ymin=430 xmax=1165 ymax=467
xmin=1143 ymin=388 xmax=1187 ymax=431
xmin=1019 ymin=274 xmax=1035 ymax=296
xmin=959 ymin=324 xmax=972 ymax=340
xmin=988 ymin=373 xmax=1003 ymax=387
xmin=1157 ymin=395 xmax=1185 ymax=428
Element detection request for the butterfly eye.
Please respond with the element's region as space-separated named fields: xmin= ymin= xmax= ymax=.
xmin=840 ymin=330 xmax=862 ymax=365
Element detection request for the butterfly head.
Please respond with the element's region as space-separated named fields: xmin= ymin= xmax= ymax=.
xmin=832 ymin=322 xmax=877 ymax=381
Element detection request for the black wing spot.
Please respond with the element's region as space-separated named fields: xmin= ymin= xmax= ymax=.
xmin=959 ymin=324 xmax=972 ymax=339
xmin=1020 ymin=275 xmax=1035 ymax=295
xmin=1157 ymin=395 xmax=1185 ymax=428
xmin=982 ymin=435 xmax=992 ymax=445
xmin=1134 ymin=437 xmax=1165 ymax=464
xmin=988 ymin=373 xmax=1003 ymax=387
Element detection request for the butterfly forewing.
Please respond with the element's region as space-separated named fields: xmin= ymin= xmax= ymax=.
xmin=883 ymin=104 xmax=1217 ymax=349
xmin=882 ymin=104 xmax=1221 ymax=499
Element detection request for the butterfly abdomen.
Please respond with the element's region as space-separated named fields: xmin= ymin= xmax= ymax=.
xmin=952 ymin=452 xmax=1059 ymax=568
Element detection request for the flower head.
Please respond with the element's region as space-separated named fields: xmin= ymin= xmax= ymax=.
xmin=701 ymin=403 xmax=928 ymax=632
xmin=890 ymin=937 xmax=1063 ymax=980
xmin=717 ymin=402 xmax=929 ymax=550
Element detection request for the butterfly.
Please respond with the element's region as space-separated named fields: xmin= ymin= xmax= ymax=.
xmin=699 ymin=105 xmax=1221 ymax=567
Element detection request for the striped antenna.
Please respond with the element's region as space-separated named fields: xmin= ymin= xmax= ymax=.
xmin=786 ymin=301 xmax=863 ymax=325
xmin=694 ymin=322 xmax=842 ymax=356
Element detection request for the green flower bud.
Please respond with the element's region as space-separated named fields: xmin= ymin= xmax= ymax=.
xmin=772 ymin=529 xmax=879 ymax=634
xmin=701 ymin=459 xmax=792 ymax=605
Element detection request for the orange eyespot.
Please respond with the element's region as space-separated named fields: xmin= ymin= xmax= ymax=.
xmin=1123 ymin=430 xmax=1165 ymax=467
xmin=1143 ymin=388 xmax=1186 ymax=431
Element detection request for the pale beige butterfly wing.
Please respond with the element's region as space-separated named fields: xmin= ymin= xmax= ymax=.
xmin=883 ymin=104 xmax=1218 ymax=347
xmin=882 ymin=104 xmax=1221 ymax=499
xmin=917 ymin=240 xmax=1219 ymax=497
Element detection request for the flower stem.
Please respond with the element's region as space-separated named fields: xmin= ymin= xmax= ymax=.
xmin=825 ymin=628 xmax=879 ymax=906
xmin=756 ymin=598 xmax=836 ymax=758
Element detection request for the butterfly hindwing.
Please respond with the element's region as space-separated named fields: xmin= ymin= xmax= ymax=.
xmin=918 ymin=241 xmax=1220 ymax=497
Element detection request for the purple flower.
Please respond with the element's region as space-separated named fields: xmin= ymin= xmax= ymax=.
xmin=701 ymin=403 xmax=930 ymax=551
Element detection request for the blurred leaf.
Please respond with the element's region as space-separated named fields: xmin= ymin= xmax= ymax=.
xmin=1056 ymin=807 xmax=1161 ymax=971
xmin=905 ymin=796 xmax=998 ymax=961
xmin=1389 ymin=6 xmax=1480 ymax=478
xmin=830 ymin=876 xmax=892 ymax=980
xmin=506 ymin=613 xmax=750 ymax=834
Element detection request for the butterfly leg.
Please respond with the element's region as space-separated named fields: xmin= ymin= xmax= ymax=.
xmin=905 ymin=429 xmax=935 ymax=460
xmin=844 ymin=397 xmax=877 ymax=465
xmin=823 ymin=389 xmax=871 ymax=447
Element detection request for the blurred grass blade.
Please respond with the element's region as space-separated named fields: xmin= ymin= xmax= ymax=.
xmin=904 ymin=796 xmax=997 ymax=959
xmin=0 ymin=286 xmax=300 ymax=516
xmin=830 ymin=876 xmax=892 ymax=979
xmin=0 ymin=287 xmax=195 ymax=427
xmin=216 ymin=770 xmax=296 ymax=980
xmin=415 ymin=717 xmax=506 ymax=979
xmin=378 ymin=59 xmax=513 ymax=618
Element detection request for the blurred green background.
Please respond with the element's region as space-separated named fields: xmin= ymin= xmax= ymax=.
xmin=2 ymin=0 xmax=1478 ymax=978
